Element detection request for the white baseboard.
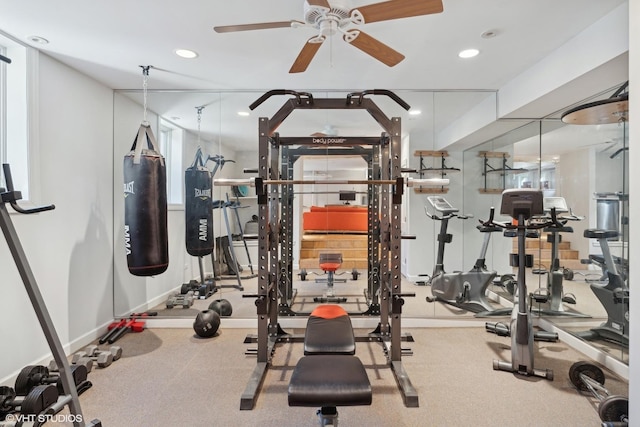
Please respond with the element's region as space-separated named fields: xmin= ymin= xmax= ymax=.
xmin=538 ymin=317 xmax=629 ymax=380
xmin=0 ymin=318 xmax=117 ymax=386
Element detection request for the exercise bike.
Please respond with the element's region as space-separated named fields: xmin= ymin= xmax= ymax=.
xmin=424 ymin=196 xmax=502 ymax=314
xmin=529 ymin=197 xmax=590 ymax=317
xmin=578 ymin=229 xmax=629 ymax=347
xmin=483 ymin=189 xmax=561 ymax=380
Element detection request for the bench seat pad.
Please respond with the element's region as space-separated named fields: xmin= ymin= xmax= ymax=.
xmin=305 ymin=305 xmax=355 ymax=355
xmin=288 ymin=355 xmax=372 ymax=407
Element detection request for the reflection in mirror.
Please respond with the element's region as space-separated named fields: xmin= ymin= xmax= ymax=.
xmin=539 ymin=92 xmax=630 ymax=363
xmin=112 ymin=84 xmax=630 ymax=361
xmin=111 ymin=89 xmax=523 ymax=322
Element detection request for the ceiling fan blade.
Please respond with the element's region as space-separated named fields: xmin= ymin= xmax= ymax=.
xmin=289 ymin=37 xmax=325 ymax=73
xmin=351 ymin=0 xmax=443 ymax=24
xmin=344 ymin=30 xmax=404 ymax=67
xmin=307 ymin=0 xmax=331 ymax=8
xmin=214 ymin=20 xmax=301 ymax=33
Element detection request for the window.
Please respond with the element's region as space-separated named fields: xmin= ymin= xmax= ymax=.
xmin=158 ymin=118 xmax=183 ymax=205
xmin=0 ymin=32 xmax=31 ymax=199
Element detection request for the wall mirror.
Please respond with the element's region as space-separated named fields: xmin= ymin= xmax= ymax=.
xmin=112 ymin=89 xmax=498 ymax=320
xmin=457 ymin=84 xmax=629 ymax=364
xmin=112 ymin=85 xmax=628 ymax=364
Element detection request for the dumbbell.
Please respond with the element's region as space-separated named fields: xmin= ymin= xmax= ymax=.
xmin=45 ymin=361 xmax=93 ymax=395
xmin=72 ymin=345 xmax=122 ymax=368
xmin=86 ymin=344 xmax=123 ymax=361
xmin=0 ymin=384 xmax=59 ymax=418
xmin=48 ymin=356 xmax=93 ymax=374
xmin=569 ymin=361 xmax=628 ymax=425
xmin=14 ymin=365 xmax=90 ymax=396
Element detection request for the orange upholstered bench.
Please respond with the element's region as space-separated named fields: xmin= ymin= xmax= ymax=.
xmin=303 ymin=206 xmax=368 ymax=233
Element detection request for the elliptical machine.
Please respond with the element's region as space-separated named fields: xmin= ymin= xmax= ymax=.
xmin=578 ymin=229 xmax=629 ymax=347
xmin=424 ymin=196 xmax=501 ymax=313
xmin=483 ymin=189 xmax=562 ymax=380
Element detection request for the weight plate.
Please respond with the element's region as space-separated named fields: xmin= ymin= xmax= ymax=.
xmin=15 ymin=365 xmax=48 ymax=396
xmin=70 ymin=364 xmax=88 ymax=384
xmin=75 ymin=357 xmax=94 ymax=374
xmin=563 ymin=268 xmax=574 ymax=281
xmin=55 ymin=364 xmax=87 ymax=394
xmin=20 ymin=384 xmax=58 ymax=415
xmin=506 ymin=280 xmax=516 ymax=296
xmin=598 ymin=395 xmax=628 ymax=422
xmin=0 ymin=386 xmax=16 ymax=413
xmin=569 ymin=361 xmax=605 ymax=391
xmin=500 ymin=274 xmax=514 ymax=284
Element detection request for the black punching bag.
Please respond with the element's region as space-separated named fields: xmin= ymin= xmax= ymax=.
xmin=185 ymin=148 xmax=214 ymax=256
xmin=123 ymin=124 xmax=169 ymax=276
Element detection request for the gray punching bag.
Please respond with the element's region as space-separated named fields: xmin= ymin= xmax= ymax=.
xmin=185 ymin=148 xmax=214 ymax=256
xmin=123 ymin=124 xmax=169 ymax=276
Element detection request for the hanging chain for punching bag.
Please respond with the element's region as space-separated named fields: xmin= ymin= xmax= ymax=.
xmin=185 ymin=106 xmax=215 ymax=257
xmin=123 ymin=65 xmax=169 ymax=276
xmin=141 ymin=66 xmax=150 ymax=126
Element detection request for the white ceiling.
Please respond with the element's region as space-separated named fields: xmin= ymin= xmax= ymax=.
xmin=0 ymin=0 xmax=627 ymax=152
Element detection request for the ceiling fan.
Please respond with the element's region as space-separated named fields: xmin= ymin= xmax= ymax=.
xmin=213 ymin=0 xmax=444 ymax=73
xmin=311 ymin=123 xmax=339 ymax=137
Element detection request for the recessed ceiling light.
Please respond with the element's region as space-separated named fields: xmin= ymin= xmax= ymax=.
xmin=458 ymin=49 xmax=479 ymax=59
xmin=174 ymin=49 xmax=198 ymax=59
xmin=27 ymin=35 xmax=49 ymax=45
xmin=408 ymin=109 xmax=422 ymax=116
xmin=237 ymin=111 xmax=250 ymax=117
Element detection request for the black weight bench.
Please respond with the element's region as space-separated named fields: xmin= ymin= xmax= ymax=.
xmin=289 ymin=305 xmax=371 ymax=425
xmin=289 ymin=355 xmax=371 ymax=426
xmin=304 ymin=305 xmax=355 ymax=355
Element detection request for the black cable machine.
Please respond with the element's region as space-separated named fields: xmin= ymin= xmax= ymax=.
xmin=223 ymin=90 xmax=433 ymax=410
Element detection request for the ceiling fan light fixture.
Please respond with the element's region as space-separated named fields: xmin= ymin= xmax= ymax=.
xmin=174 ymin=49 xmax=199 ymax=59
xmin=481 ymin=30 xmax=498 ymax=39
xmin=27 ymin=35 xmax=49 ymax=45
xmin=458 ymin=48 xmax=479 ymax=59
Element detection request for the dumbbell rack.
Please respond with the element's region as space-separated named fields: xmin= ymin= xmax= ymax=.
xmin=1 ymin=164 xmax=100 ymax=427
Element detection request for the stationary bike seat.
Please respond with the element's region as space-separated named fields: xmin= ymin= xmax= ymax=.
xmin=584 ymin=229 xmax=618 ymax=239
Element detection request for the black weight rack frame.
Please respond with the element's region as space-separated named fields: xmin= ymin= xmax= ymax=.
xmin=1 ymin=164 xmax=101 ymax=427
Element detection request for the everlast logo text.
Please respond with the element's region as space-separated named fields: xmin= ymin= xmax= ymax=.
xmin=123 ymin=181 xmax=135 ymax=197
xmin=312 ymin=137 xmax=347 ymax=145
xmin=194 ymin=188 xmax=212 ymax=200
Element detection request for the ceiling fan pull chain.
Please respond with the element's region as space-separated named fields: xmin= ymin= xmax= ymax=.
xmin=329 ymin=32 xmax=333 ymax=68
xmin=140 ymin=65 xmax=151 ymax=126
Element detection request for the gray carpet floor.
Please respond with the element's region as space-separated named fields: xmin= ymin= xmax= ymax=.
xmin=65 ymin=324 xmax=628 ymax=427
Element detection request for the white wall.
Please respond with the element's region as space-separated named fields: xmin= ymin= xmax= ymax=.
xmin=555 ymin=148 xmax=592 ymax=259
xmin=627 ymin=0 xmax=637 ymax=421
xmin=0 ymin=53 xmax=114 ymax=383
